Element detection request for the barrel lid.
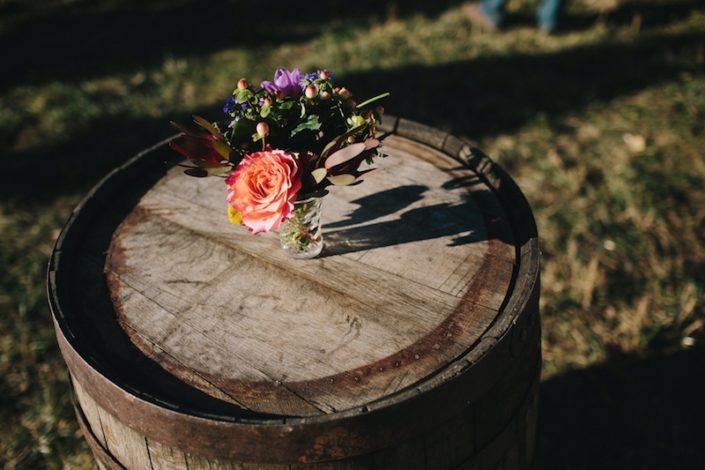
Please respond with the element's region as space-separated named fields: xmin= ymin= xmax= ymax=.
xmin=49 ymin=116 xmax=537 ymax=426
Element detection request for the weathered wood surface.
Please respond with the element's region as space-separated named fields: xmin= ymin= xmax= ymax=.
xmin=70 ymin=338 xmax=540 ymax=470
xmin=48 ymin=117 xmax=541 ymax=468
xmin=105 ymin=135 xmax=516 ymax=416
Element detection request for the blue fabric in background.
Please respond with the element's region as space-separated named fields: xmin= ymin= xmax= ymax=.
xmin=481 ymin=0 xmax=564 ymax=32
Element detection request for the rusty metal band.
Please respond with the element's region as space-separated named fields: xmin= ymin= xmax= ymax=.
xmin=57 ymin=315 xmax=540 ymax=464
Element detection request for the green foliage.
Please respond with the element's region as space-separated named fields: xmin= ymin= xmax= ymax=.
xmin=289 ymin=114 xmax=321 ymax=137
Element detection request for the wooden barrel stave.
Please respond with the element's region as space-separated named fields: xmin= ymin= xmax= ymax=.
xmin=66 ymin=309 xmax=540 ymax=468
xmin=49 ymin=116 xmax=541 ymax=469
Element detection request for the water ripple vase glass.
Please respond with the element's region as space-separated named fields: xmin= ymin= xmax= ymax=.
xmin=279 ymin=197 xmax=324 ymax=259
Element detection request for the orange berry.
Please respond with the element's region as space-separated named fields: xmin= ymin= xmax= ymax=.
xmin=256 ymin=122 xmax=270 ymax=137
xmin=338 ymin=87 xmax=352 ymax=99
xmin=305 ymin=85 xmax=317 ymax=99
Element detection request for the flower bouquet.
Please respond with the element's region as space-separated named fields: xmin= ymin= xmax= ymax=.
xmin=169 ymin=68 xmax=389 ymax=258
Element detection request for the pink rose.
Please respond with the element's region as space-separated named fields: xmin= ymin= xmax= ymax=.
xmin=226 ymin=149 xmax=302 ymax=234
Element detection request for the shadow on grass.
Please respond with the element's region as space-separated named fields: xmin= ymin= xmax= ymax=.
xmin=0 ymin=112 xmax=189 ymax=206
xmin=0 ymin=1 xmax=308 ymax=91
xmin=0 ymin=0 xmax=462 ymax=92
xmin=344 ymin=29 xmax=705 ymax=137
xmin=538 ymin=346 xmax=705 ymax=469
xmin=2 ymin=27 xmax=703 ymax=205
xmin=2 ymin=0 xmax=702 ymax=92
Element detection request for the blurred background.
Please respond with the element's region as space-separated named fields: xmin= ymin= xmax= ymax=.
xmin=1 ymin=0 xmax=704 ymax=468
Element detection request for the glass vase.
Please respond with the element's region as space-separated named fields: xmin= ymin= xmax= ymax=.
xmin=279 ymin=197 xmax=323 ymax=259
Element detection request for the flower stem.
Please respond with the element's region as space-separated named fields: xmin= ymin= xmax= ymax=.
xmin=356 ymin=92 xmax=391 ymax=109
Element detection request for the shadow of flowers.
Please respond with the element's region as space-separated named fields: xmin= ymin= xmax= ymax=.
xmin=322 ymin=180 xmax=503 ymax=257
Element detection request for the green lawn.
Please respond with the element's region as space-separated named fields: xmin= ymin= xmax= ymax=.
xmin=1 ymin=0 xmax=704 ymax=468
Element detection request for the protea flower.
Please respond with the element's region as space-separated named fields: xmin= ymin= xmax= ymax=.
xmin=170 ymin=115 xmax=234 ymax=173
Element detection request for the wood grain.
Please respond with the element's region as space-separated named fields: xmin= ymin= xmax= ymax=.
xmin=72 ymin=378 xmax=108 ymax=449
xmin=71 ymin=358 xmax=540 ymax=470
xmin=105 ymin=135 xmax=516 ymax=416
xmin=50 ymin=120 xmax=541 ymax=468
xmin=97 ymin=403 xmax=152 ymax=469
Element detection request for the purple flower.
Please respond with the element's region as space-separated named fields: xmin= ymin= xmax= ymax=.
xmin=223 ymin=96 xmax=237 ymax=115
xmin=304 ymin=72 xmax=319 ymax=83
xmin=261 ymin=68 xmax=304 ymax=98
xmin=302 ymin=70 xmax=334 ymax=84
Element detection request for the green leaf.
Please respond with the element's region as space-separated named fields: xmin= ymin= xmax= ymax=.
xmin=290 ymin=115 xmax=321 ymax=137
xmin=207 ymin=166 xmax=233 ymax=177
xmin=328 ymin=174 xmax=356 ymax=186
xmin=320 ymin=123 xmax=368 ymax=159
xmin=231 ymin=118 xmax=255 ymax=144
xmin=268 ymin=108 xmax=284 ymax=126
xmin=347 ymin=115 xmax=367 ymax=128
xmin=311 ymin=168 xmax=327 ymax=183
xmin=325 ymin=142 xmax=366 ymax=170
xmin=260 ymin=104 xmax=271 ymax=118
xmin=192 ymin=115 xmax=221 ymax=137
xmin=356 ymin=92 xmax=391 ymax=109
xmin=235 ymin=88 xmax=254 ymax=102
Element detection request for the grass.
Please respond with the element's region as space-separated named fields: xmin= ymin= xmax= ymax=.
xmin=1 ymin=0 xmax=704 ymax=468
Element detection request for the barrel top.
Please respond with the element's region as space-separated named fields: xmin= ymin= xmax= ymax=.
xmin=50 ymin=117 xmax=540 ymax=429
xmin=101 ymin=133 xmax=515 ymax=417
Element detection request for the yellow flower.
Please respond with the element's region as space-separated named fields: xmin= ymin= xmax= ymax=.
xmin=227 ymin=205 xmax=243 ymax=225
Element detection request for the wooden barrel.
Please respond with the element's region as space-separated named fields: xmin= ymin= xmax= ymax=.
xmin=48 ymin=116 xmax=540 ymax=469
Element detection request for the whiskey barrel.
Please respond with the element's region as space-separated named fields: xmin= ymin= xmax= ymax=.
xmin=48 ymin=116 xmax=540 ymax=469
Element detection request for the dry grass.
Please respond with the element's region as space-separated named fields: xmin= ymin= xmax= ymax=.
xmin=1 ymin=0 xmax=704 ymax=467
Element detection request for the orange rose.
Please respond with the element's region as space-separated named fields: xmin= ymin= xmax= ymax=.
xmin=226 ymin=149 xmax=302 ymax=234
